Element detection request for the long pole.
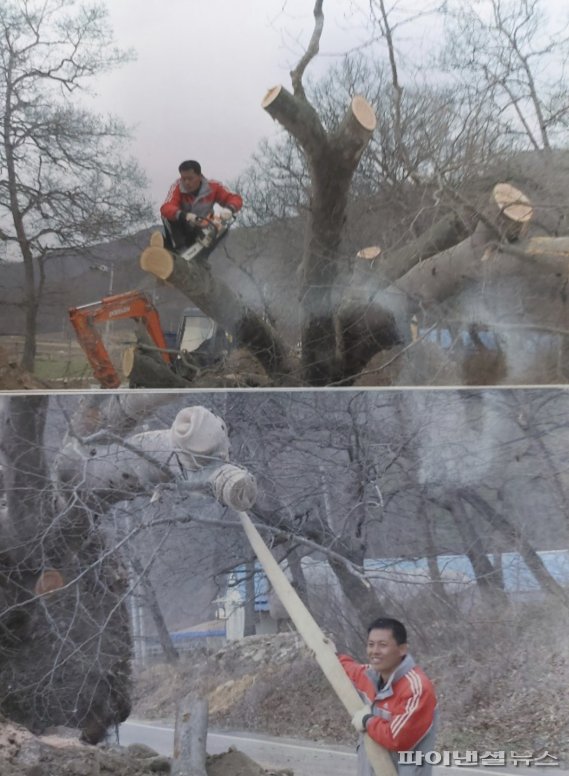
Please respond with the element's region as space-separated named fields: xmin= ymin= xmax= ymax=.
xmin=237 ymin=511 xmax=396 ymax=776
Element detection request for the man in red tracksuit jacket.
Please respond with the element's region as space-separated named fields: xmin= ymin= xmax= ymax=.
xmin=339 ymin=617 xmax=437 ymax=776
xmin=160 ymin=159 xmax=243 ymax=253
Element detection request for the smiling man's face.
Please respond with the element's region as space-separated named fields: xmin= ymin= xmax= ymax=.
xmin=366 ymin=627 xmax=407 ymax=679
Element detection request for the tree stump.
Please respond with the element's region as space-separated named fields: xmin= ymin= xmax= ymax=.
xmin=172 ymin=693 xmax=209 ymax=776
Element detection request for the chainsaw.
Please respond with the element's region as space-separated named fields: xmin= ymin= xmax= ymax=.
xmin=179 ymin=212 xmax=235 ymax=263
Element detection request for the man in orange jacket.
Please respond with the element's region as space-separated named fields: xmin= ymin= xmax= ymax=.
xmin=160 ymin=159 xmax=243 ymax=253
xmin=339 ymin=617 xmax=437 ymax=776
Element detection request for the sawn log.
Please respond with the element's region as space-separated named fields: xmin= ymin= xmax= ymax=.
xmin=237 ymin=511 xmax=397 ymax=776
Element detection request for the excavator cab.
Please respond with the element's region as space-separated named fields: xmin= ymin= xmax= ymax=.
xmin=173 ymin=306 xmax=232 ymax=376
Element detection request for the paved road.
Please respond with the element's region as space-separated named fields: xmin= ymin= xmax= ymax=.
xmin=120 ymin=720 xmax=565 ymax=776
xmin=121 ymin=720 xmax=355 ymax=776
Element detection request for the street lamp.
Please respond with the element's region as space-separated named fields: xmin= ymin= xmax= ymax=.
xmin=90 ymin=263 xmax=115 ymax=340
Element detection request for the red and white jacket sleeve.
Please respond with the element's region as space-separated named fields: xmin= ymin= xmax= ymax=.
xmin=160 ymin=181 xmax=183 ymax=221
xmin=338 ymin=653 xmax=371 ymax=688
xmin=210 ymin=180 xmax=243 ymax=212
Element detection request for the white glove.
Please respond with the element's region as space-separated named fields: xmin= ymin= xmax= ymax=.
xmin=351 ymin=705 xmax=373 ymax=733
xmin=219 ymin=207 xmax=234 ymax=221
xmin=185 ymin=212 xmax=200 ymax=224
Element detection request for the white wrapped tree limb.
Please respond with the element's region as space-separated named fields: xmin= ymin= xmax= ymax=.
xmin=55 ymin=406 xmax=231 ymax=507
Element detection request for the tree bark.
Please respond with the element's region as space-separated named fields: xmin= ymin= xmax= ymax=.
xmin=0 ymin=396 xmax=132 ymax=743
xmin=140 ymin=244 xmax=292 ymax=382
xmin=0 ymin=396 xmax=50 ymax=568
xmin=328 ymin=556 xmax=387 ymax=633
xmin=297 ymin=97 xmax=377 ymax=385
xmin=336 ymin=185 xmax=550 ymax=384
xmin=262 ymin=5 xmax=377 ymax=385
xmin=460 ymin=488 xmax=569 ymax=607
xmin=395 ymin=234 xmax=569 ymax=311
xmin=130 ymin=554 xmax=179 ymax=664
xmin=451 ymin=496 xmax=509 ymax=607
xmin=124 ymin=347 xmax=193 ymax=389
xmin=359 ymin=210 xmax=474 ymax=291
xmin=172 ymin=693 xmax=209 ymax=776
xmin=243 ymin=558 xmax=257 ymax=637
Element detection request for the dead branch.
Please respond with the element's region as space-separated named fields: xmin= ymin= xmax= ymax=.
xmin=290 ymin=0 xmax=325 ymax=98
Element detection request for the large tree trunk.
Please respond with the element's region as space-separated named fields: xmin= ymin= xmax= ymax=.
xmin=460 ymin=488 xmax=569 ymax=607
xmin=342 ymin=222 xmax=569 ymax=385
xmin=0 ymin=398 xmax=258 ymax=744
xmin=130 ymin=554 xmax=179 ymax=664
xmin=261 ymin=1 xmax=377 ymax=384
xmin=297 ymin=98 xmax=377 ymax=384
xmin=451 ymin=496 xmax=510 ymax=608
xmin=21 ymin=294 xmax=39 ymax=372
xmin=335 ymin=184 xmax=569 ymax=385
xmin=0 ymin=396 xmax=132 ymax=743
xmin=139 ymin=243 xmax=292 ymax=384
xmin=328 ymin=556 xmax=386 ymax=633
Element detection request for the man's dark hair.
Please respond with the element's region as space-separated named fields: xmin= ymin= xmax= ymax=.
xmin=179 ymin=160 xmax=201 ymax=175
xmin=367 ymin=617 xmax=407 ymax=645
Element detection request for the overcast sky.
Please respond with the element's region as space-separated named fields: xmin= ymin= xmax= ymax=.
xmin=93 ymin=0 xmax=373 ymax=208
xmin=92 ymin=0 xmax=568 ymax=211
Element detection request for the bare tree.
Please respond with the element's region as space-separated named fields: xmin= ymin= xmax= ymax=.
xmin=0 ymin=0 xmax=153 ymax=370
xmin=441 ymin=0 xmax=569 ymax=152
xmin=0 ymin=393 xmax=255 ymax=741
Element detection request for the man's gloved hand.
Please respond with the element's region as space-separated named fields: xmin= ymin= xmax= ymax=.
xmin=351 ymin=705 xmax=373 ymax=733
xmin=219 ymin=207 xmax=235 ymax=221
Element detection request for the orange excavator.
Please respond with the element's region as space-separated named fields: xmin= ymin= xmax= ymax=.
xmin=68 ymin=290 xmax=172 ymax=389
xmin=69 ymin=289 xmax=233 ymax=389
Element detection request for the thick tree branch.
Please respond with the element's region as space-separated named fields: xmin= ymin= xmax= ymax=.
xmin=262 ymin=84 xmax=327 ymax=159
xmin=140 ymin=244 xmax=292 ymax=381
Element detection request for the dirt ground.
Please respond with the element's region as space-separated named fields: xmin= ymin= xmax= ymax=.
xmin=0 ymin=715 xmax=291 ymax=776
xmin=0 ymin=346 xmax=51 ymax=390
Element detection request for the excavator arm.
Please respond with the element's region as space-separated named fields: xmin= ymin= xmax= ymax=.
xmin=69 ymin=290 xmax=171 ymax=389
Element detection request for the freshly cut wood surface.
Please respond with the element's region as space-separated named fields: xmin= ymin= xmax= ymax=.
xmin=34 ymin=569 xmax=64 ymax=596
xmin=261 ymin=84 xmax=282 ymax=108
xmin=492 ymin=183 xmax=533 ymax=223
xmin=352 ymin=95 xmax=377 ymax=131
xmin=140 ymin=245 xmax=174 ymax=280
xmin=357 ymin=246 xmax=382 ymax=261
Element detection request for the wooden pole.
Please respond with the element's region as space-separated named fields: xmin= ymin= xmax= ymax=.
xmin=237 ymin=511 xmax=397 ymax=776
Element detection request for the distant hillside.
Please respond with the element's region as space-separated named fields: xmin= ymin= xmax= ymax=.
xmin=0 ymin=219 xmax=304 ymax=346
